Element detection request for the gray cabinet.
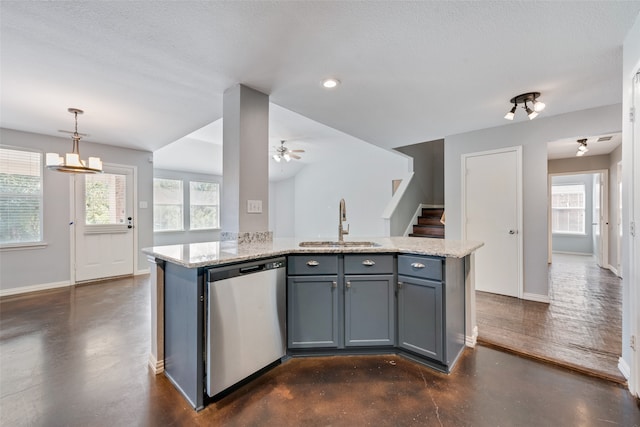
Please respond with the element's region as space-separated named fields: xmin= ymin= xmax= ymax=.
xmin=397 ymin=275 xmax=443 ymax=361
xmin=344 ymin=254 xmax=395 ymax=347
xmin=288 ymin=254 xmax=395 ymax=349
xmin=397 ymin=254 xmax=466 ymax=370
xmin=344 ymin=274 xmax=395 ymax=346
xmin=288 ymin=255 xmax=339 ymax=349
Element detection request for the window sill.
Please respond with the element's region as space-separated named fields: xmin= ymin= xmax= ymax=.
xmin=0 ymin=242 xmax=49 ymax=251
xmin=153 ymin=230 xmax=185 ymax=233
xmin=552 ymin=232 xmax=587 ymax=237
xmin=189 ymin=228 xmax=221 ymax=232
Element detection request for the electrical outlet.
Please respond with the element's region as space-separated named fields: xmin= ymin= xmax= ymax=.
xmin=247 ymin=200 xmax=262 ymax=214
xmin=631 ymin=335 xmax=636 ymax=351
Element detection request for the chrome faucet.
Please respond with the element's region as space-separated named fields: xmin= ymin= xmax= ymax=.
xmin=338 ymin=198 xmax=349 ymax=242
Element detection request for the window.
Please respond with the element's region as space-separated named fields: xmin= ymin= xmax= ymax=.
xmin=190 ymin=181 xmax=220 ymax=230
xmin=153 ymin=178 xmax=183 ymax=231
xmin=0 ymin=147 xmax=43 ymax=244
xmin=85 ymin=173 xmax=127 ymax=225
xmin=551 ymin=184 xmax=586 ymax=234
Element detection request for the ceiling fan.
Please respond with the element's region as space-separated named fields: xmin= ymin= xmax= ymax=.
xmin=272 ymin=140 xmax=304 ymax=162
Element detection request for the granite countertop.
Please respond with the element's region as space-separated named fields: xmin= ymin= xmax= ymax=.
xmin=143 ymin=237 xmax=484 ymax=269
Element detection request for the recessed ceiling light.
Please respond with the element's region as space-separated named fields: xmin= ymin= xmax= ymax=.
xmin=321 ymin=78 xmax=340 ymax=89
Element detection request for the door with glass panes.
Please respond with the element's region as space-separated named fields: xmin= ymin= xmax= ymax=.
xmin=74 ymin=165 xmax=134 ymax=282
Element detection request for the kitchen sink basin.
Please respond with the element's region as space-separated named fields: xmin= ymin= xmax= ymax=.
xmin=299 ymin=241 xmax=380 ymax=248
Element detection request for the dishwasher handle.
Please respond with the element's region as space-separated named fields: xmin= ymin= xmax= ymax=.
xmin=239 ymin=264 xmax=265 ymax=274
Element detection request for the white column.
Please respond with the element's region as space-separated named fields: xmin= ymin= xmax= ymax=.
xmin=147 ymin=255 xmax=164 ymax=374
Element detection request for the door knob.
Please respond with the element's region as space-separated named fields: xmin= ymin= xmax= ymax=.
xmin=127 ymin=217 xmax=133 ymax=229
xmin=508 ymin=230 xmax=516 ymax=235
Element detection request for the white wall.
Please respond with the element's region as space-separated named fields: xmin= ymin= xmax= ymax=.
xmin=269 ymin=178 xmax=296 ymax=238
xmin=0 ymin=128 xmax=153 ymax=291
xmin=444 ymin=104 xmax=622 ymax=298
xmin=621 ymin=11 xmax=640 ymax=395
xmin=276 ymin=144 xmax=409 ymax=239
xmin=153 ymin=168 xmax=222 ymax=246
xmin=609 ymin=145 xmax=623 ymax=274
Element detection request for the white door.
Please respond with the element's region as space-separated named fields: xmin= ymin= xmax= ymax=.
xmin=74 ymin=165 xmax=135 ymax=282
xmin=463 ymin=147 xmax=522 ymax=298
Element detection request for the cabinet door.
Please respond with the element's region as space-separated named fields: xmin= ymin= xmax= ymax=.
xmin=288 ymin=276 xmax=339 ymax=348
xmin=397 ymin=275 xmax=443 ymax=362
xmin=344 ymin=275 xmax=395 ymax=347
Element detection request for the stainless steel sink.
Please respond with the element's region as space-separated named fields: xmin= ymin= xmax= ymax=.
xmin=299 ymin=241 xmax=379 ymax=248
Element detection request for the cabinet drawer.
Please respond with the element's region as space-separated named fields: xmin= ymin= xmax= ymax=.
xmin=397 ymin=255 xmax=443 ymax=281
xmin=344 ymin=254 xmax=394 ymax=275
xmin=288 ymin=255 xmax=338 ymax=275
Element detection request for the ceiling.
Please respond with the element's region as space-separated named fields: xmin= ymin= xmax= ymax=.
xmin=547 ymin=133 xmax=622 ymax=160
xmin=2 ymin=2 xmax=639 ymax=162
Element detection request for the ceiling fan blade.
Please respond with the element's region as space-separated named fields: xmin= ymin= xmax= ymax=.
xmin=290 ymin=154 xmax=301 ymax=160
xmin=290 ymin=149 xmax=305 ymax=153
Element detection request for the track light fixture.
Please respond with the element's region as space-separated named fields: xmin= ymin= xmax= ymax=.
xmin=576 ymin=139 xmax=588 ymax=157
xmin=504 ymin=92 xmax=545 ymax=121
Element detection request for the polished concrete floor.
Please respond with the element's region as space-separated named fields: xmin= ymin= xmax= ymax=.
xmin=1 ymin=275 xmax=638 ymax=426
xmin=476 ymin=253 xmax=624 ymax=383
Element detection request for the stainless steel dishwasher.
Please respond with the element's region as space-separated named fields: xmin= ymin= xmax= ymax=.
xmin=206 ymin=257 xmax=286 ymax=397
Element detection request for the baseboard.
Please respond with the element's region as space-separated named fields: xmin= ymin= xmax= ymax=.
xmin=523 ymin=292 xmax=551 ymax=303
xmin=465 ymin=326 xmax=478 ymax=348
xmin=149 ymin=353 xmax=165 ymax=374
xmin=135 ymin=268 xmax=150 ymax=276
xmin=0 ymin=280 xmax=71 ymax=298
xmin=618 ymin=356 xmax=631 ymax=380
xmin=608 ymin=265 xmax=621 ymax=277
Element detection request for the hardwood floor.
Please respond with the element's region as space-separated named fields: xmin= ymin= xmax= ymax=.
xmin=1 ymin=274 xmax=637 ymax=426
xmin=476 ymin=253 xmax=624 ymax=383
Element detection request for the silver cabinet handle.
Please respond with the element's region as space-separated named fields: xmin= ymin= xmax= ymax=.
xmin=332 ymin=281 xmax=337 ymax=289
xmin=307 ymin=260 xmax=320 ymax=266
xmin=346 ymin=281 xmax=351 ymax=289
xmin=410 ymin=262 xmax=425 ymax=269
xmin=398 ymin=281 xmax=403 ymax=289
xmin=362 ymin=259 xmax=376 ymax=266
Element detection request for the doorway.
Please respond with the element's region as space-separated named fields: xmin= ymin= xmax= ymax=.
xmin=73 ymin=164 xmax=136 ymax=283
xmin=548 ymin=171 xmax=609 ymax=267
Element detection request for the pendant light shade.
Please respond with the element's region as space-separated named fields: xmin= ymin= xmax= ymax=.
xmin=46 ymin=108 xmax=103 ymax=174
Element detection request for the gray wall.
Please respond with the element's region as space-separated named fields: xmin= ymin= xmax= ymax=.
xmin=0 ymin=128 xmax=153 ymax=291
xmin=444 ymin=104 xmax=622 ymax=298
xmin=550 ymin=174 xmax=594 ymax=255
xmin=153 ymin=168 xmax=222 ymax=246
xmin=395 ymin=139 xmax=445 ymax=205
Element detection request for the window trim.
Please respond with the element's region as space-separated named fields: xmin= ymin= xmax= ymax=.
xmin=0 ymin=145 xmax=44 ymax=247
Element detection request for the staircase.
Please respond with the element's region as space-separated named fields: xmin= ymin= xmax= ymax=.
xmin=409 ymin=208 xmax=445 ymax=239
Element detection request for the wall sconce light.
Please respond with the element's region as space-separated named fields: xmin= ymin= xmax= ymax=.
xmin=504 ymin=92 xmax=546 ymax=121
xmin=576 ymin=138 xmax=589 ymax=157
xmin=46 ymin=108 xmax=103 ymax=173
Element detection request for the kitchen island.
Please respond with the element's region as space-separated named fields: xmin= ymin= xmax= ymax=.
xmin=144 ymin=236 xmax=483 ymax=410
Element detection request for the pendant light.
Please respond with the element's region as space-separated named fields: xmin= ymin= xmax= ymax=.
xmin=46 ymin=108 xmax=103 ymax=173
